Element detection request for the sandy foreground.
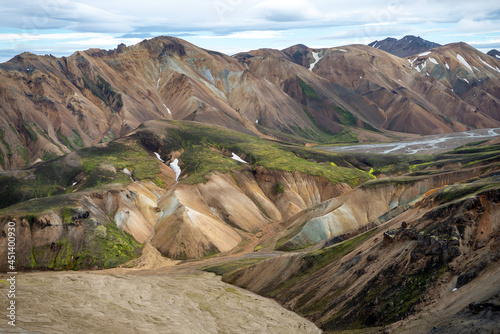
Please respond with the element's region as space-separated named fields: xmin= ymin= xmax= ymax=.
xmin=0 ymin=245 xmax=321 ymax=334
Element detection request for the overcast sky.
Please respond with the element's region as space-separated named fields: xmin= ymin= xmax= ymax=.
xmin=0 ymin=0 xmax=499 ymax=63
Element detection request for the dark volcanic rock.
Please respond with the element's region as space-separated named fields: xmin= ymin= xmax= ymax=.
xmin=368 ymin=35 xmax=441 ymax=57
xmin=487 ymin=49 xmax=500 ymax=60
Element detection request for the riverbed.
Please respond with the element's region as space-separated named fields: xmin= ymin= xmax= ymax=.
xmin=318 ymin=128 xmax=500 ymax=155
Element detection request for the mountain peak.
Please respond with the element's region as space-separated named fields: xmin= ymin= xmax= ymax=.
xmin=369 ymin=35 xmax=441 ymax=57
xmin=487 ymin=49 xmax=500 ymax=60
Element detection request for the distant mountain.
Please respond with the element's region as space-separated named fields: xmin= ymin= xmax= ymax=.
xmin=487 ymin=49 xmax=500 ymax=60
xmin=369 ymin=35 xmax=441 ymax=57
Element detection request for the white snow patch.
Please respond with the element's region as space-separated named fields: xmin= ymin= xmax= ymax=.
xmin=72 ymin=182 xmax=77 ymax=186
xmin=163 ymin=104 xmax=172 ymax=115
xmin=157 ymin=77 xmax=160 ymax=89
xmin=255 ymin=119 xmax=259 ymax=124
xmin=419 ymin=51 xmax=431 ymax=56
xmin=398 ymin=79 xmax=401 ymax=82
xmin=154 ymin=152 xmax=164 ymax=162
xmin=170 ymin=159 xmax=181 ymax=181
xmin=123 ymin=168 xmax=132 ymax=176
xmin=309 ymin=52 xmax=321 ymax=71
xmin=231 ymin=153 xmax=247 ymax=164
xmin=457 ymin=54 xmax=472 ymax=71
xmin=429 ymin=57 xmax=438 ymax=65
xmin=478 ymin=56 xmax=500 ymax=73
xmin=360 ymin=76 xmax=362 ymax=79
xmin=462 ymin=78 xmax=470 ymax=84
xmin=338 ymin=49 xmax=347 ymax=52
xmin=452 ymin=288 xmax=458 ymax=292
xmin=445 ymin=62 xmax=450 ymax=70
xmin=496 ymin=55 xmax=500 ymax=59
xmin=372 ymin=42 xmax=378 ymax=48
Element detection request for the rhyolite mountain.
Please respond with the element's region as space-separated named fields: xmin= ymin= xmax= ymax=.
xmin=0 ymin=36 xmax=500 ymax=334
xmin=1 ymin=36 xmax=500 ymax=171
xmin=369 ymin=35 xmax=441 ymax=57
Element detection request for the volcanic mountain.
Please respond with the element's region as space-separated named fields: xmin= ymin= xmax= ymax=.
xmin=369 ymin=35 xmax=441 ymax=57
xmin=1 ymin=36 xmax=500 ymax=172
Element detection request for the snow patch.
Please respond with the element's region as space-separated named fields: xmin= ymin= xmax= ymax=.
xmin=478 ymin=56 xmax=500 ymax=73
xmin=462 ymin=78 xmax=470 ymax=84
xmin=163 ymin=104 xmax=172 ymax=115
xmin=309 ymin=52 xmax=321 ymax=71
xmin=452 ymin=288 xmax=458 ymax=292
xmin=231 ymin=153 xmax=247 ymax=164
xmin=457 ymin=54 xmax=472 ymax=71
xmin=338 ymin=49 xmax=347 ymax=52
xmin=360 ymin=76 xmax=362 ymax=79
xmin=255 ymin=119 xmax=259 ymax=124
xmin=157 ymin=77 xmax=160 ymax=89
xmin=445 ymin=62 xmax=450 ymax=70
xmin=419 ymin=51 xmax=431 ymax=56
xmin=72 ymin=182 xmax=77 ymax=186
xmin=154 ymin=152 xmax=164 ymax=162
xmin=170 ymin=159 xmax=181 ymax=181
xmin=123 ymin=168 xmax=132 ymax=176
xmin=429 ymin=57 xmax=438 ymax=65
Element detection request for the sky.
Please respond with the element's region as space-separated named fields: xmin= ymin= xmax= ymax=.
xmin=0 ymin=0 xmax=499 ymax=63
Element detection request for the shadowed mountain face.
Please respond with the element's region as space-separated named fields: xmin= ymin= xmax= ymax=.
xmin=488 ymin=49 xmax=500 ymax=60
xmin=369 ymin=35 xmax=442 ymax=57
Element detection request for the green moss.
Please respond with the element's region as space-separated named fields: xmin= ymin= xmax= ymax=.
xmin=202 ymin=257 xmax=269 ymax=276
xmin=61 ymin=207 xmax=74 ymax=225
xmin=270 ymin=229 xmax=378 ymax=296
xmin=16 ymin=145 xmax=30 ymax=166
xmin=273 ymin=182 xmax=284 ymax=194
xmin=150 ymin=121 xmax=370 ymax=187
xmin=75 ymin=222 xmax=143 ymax=269
xmin=57 ymin=130 xmax=75 ymax=151
xmin=335 ymin=106 xmax=357 ymax=127
xmin=71 ymin=130 xmax=84 ymax=148
xmin=23 ymin=122 xmax=38 ymax=142
xmin=0 ymin=127 xmax=12 ymax=155
xmin=41 ymin=150 xmax=59 ymax=161
xmin=298 ymin=77 xmax=319 ymax=99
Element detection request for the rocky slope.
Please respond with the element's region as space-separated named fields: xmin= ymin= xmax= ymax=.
xmin=1 ymin=36 xmax=500 ymax=172
xmin=369 ymin=35 xmax=441 ymax=57
xmin=407 ymin=43 xmax=500 ymax=122
xmin=0 ymin=120 xmax=376 ymax=269
xmin=220 ymin=142 xmax=500 ymax=333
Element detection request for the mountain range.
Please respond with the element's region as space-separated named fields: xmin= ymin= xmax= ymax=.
xmin=0 ymin=36 xmax=499 ymax=333
xmin=0 ymin=36 xmax=500 ymax=171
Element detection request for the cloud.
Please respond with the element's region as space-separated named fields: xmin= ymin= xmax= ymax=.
xmin=0 ymin=0 xmax=499 ymax=61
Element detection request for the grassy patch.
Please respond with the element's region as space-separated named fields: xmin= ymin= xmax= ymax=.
xmin=202 ymin=257 xmax=270 ymax=276
xmin=141 ymin=121 xmax=371 ymax=186
xmin=298 ymin=77 xmax=319 ymax=99
xmin=335 ymin=106 xmax=357 ymax=127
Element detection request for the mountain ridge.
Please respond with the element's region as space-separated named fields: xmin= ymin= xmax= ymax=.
xmin=369 ymin=35 xmax=442 ymax=57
